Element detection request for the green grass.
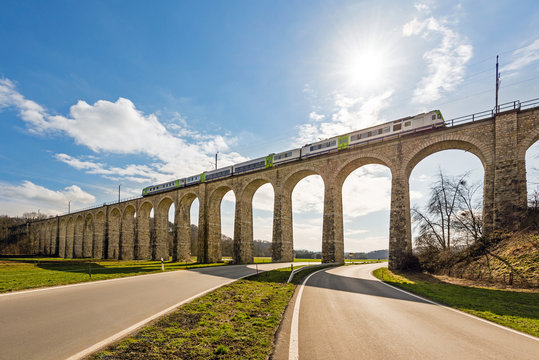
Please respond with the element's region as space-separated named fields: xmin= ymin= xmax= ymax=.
xmin=0 ymin=256 xmax=227 ymax=293
xmin=373 ymin=267 xmax=539 ymax=337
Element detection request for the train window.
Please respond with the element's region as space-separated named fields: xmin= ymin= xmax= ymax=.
xmin=377 ymin=128 xmax=383 ymax=134
xmin=432 ymin=115 xmax=436 ymax=120
xmin=393 ymin=124 xmax=402 ymax=131
xmin=330 ymin=140 xmax=336 ymax=146
xmin=437 ymin=113 xmax=441 ymax=119
xmin=383 ymin=126 xmax=390 ymax=133
xmin=404 ymin=121 xmax=411 ymax=127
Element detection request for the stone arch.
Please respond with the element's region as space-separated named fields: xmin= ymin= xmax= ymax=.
xmin=58 ymin=218 xmax=67 ymax=258
xmin=120 ymin=205 xmax=136 ymax=260
xmin=38 ymin=223 xmax=46 ymax=255
xmin=205 ymin=185 xmax=235 ymax=263
xmin=83 ymin=214 xmax=94 ymax=258
xmin=234 ymin=178 xmax=273 ymax=264
xmin=66 ymin=217 xmax=75 ymax=258
xmin=136 ymin=201 xmax=153 ymax=260
xmin=154 ymin=197 xmax=174 ymax=261
xmin=517 ymin=125 xmax=539 ymax=161
xmin=108 ymin=208 xmax=121 ymax=259
xmin=273 ymin=167 xmax=325 ymax=262
xmin=403 ymin=137 xmax=490 ymax=179
xmin=94 ymin=211 xmax=105 ymax=259
xmin=175 ymin=192 xmax=198 ymax=262
xmin=50 ymin=220 xmax=58 ymax=256
xmin=334 ymin=154 xmax=392 ymax=189
xmin=335 ymin=155 xmax=393 ymax=264
xmin=74 ymin=216 xmax=84 ymax=258
xmin=44 ymin=222 xmax=52 ymax=255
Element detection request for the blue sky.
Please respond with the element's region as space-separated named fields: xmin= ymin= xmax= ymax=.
xmin=1 ymin=1 xmax=538 ymax=252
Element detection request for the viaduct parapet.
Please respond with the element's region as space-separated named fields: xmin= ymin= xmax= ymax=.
xmin=24 ymin=106 xmax=539 ymax=269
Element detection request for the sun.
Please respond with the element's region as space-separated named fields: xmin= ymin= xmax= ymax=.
xmin=341 ymin=47 xmax=388 ymax=90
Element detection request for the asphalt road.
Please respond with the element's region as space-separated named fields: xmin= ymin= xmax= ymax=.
xmin=273 ymin=263 xmax=539 ymax=360
xmin=0 ymin=262 xmax=303 ymax=360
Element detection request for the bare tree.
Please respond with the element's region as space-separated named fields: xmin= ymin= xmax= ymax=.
xmin=412 ymin=170 xmax=482 ymax=251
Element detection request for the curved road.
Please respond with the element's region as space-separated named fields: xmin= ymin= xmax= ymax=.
xmin=0 ymin=262 xmax=302 ymax=360
xmin=274 ymin=263 xmax=539 ymax=360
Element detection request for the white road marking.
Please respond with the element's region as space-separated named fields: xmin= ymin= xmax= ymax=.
xmin=288 ymin=268 xmax=328 ymax=360
xmin=372 ymin=268 xmax=539 ymax=342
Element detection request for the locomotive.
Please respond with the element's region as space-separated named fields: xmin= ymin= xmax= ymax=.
xmin=142 ymin=110 xmax=444 ymax=196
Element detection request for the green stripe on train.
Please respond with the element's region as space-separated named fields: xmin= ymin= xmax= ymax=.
xmin=338 ymin=135 xmax=349 ymax=150
xmin=265 ymin=155 xmax=274 ymax=168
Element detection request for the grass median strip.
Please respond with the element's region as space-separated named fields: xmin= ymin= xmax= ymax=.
xmin=91 ymin=265 xmax=338 ymax=360
xmin=373 ymin=268 xmax=539 ymax=337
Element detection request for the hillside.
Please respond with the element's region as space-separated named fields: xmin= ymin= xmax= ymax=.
xmin=422 ymin=230 xmax=539 ymax=288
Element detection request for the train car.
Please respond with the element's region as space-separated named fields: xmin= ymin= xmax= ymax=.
xmin=300 ymin=136 xmax=339 ymax=158
xmin=142 ymin=178 xmax=183 ymax=196
xmin=204 ymin=166 xmax=233 ymax=182
xmin=233 ymin=155 xmax=273 ymax=175
xmin=272 ymin=148 xmax=301 ymax=166
xmin=346 ymin=110 xmax=444 ymax=148
xmin=185 ymin=174 xmax=202 ymax=186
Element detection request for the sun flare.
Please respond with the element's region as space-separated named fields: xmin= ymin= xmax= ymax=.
xmin=342 ymin=48 xmax=388 ymax=90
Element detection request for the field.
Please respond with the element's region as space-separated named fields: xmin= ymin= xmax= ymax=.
xmin=0 ymin=256 xmax=225 ymax=293
xmin=373 ymin=267 xmax=539 ymax=337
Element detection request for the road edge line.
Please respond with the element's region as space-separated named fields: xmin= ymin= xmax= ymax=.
xmin=371 ymin=268 xmax=539 ymax=342
xmin=288 ymin=267 xmax=328 ymax=360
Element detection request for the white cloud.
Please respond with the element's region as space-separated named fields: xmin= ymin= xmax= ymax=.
xmin=414 ymin=3 xmax=430 ymax=13
xmin=403 ymin=14 xmax=472 ymax=103
xmin=0 ymin=79 xmax=246 ymax=182
xmin=292 ymin=176 xmax=324 ymax=214
xmin=0 ymin=181 xmax=96 ymax=216
xmin=502 ymin=38 xmax=539 ymax=74
xmin=342 ymin=167 xmax=392 ymax=218
xmin=296 ymin=90 xmax=393 ymax=145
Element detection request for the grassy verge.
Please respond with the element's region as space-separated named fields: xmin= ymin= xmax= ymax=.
xmin=0 ymin=257 xmax=227 ymax=293
xmin=373 ymin=267 xmax=539 ymax=337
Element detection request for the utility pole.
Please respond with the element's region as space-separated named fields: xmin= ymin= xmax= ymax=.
xmin=215 ymin=152 xmax=219 ymax=170
xmin=68 ymin=201 xmax=71 ymax=214
xmin=118 ymin=184 xmax=121 ymax=203
xmin=495 ymin=55 xmax=500 ymax=114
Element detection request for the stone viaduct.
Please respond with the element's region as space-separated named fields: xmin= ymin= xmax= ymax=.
xmin=25 ymin=105 xmax=539 ymax=269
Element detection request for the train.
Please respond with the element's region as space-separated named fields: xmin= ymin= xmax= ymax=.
xmin=142 ymin=110 xmax=444 ymax=196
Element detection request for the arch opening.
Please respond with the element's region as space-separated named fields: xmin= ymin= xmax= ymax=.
xmin=291 ymin=174 xmax=324 ymax=260
xmin=83 ymin=214 xmax=93 ymax=258
xmin=410 ymin=149 xmax=485 ymax=254
xmin=121 ymin=206 xmax=136 ymax=260
xmin=525 ymin=140 xmax=539 ymax=217
xmin=154 ymin=197 xmax=174 ymax=261
xmin=252 ymin=183 xmax=274 ymax=262
xmin=94 ymin=212 xmax=105 ymax=259
xmin=108 ymin=208 xmax=121 ymax=259
xmin=66 ymin=218 xmax=74 ymax=258
xmin=58 ymin=219 xmax=66 ymax=258
xmin=74 ymin=216 xmax=84 ymax=258
xmin=342 ymin=164 xmax=392 ymax=262
xmin=136 ymin=202 xmax=154 ymax=260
